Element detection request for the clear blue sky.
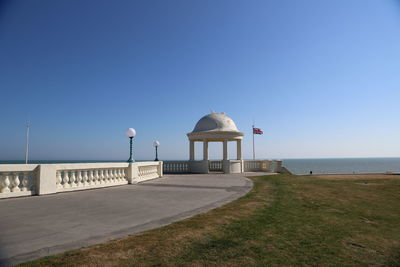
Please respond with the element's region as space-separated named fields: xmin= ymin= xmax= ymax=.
xmin=1 ymin=0 xmax=400 ymax=161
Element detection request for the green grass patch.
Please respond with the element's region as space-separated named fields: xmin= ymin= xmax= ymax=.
xmin=20 ymin=174 xmax=400 ymax=266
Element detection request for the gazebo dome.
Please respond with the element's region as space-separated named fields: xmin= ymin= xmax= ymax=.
xmin=187 ymin=112 xmax=243 ymax=142
xmin=187 ymin=112 xmax=244 ymax=172
xmin=192 ymin=112 xmax=239 ymax=133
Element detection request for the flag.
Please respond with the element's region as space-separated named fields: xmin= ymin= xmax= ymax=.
xmin=253 ymin=127 xmax=263 ymax=135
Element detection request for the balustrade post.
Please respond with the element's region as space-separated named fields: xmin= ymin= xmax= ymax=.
xmin=63 ymin=171 xmax=69 ymax=188
xmin=88 ymin=170 xmax=93 ymax=185
xmin=157 ymin=162 xmax=163 ymax=177
xmin=113 ymin=169 xmax=119 ymax=183
xmin=118 ymin=169 xmax=123 ymax=182
xmin=107 ymin=169 xmax=112 ymax=183
xmin=98 ymin=170 xmax=103 ymax=184
xmin=127 ymin=163 xmax=139 ymax=184
xmin=37 ymin=164 xmax=57 ymax=195
xmin=109 ymin=169 xmax=113 ymax=183
xmin=83 ymin=170 xmax=89 ymax=186
xmin=108 ymin=169 xmax=112 ymax=183
xmin=93 ymin=170 xmax=98 ymax=185
xmin=102 ymin=169 xmax=106 ymax=184
xmin=77 ymin=170 xmax=83 ymax=187
xmin=56 ymin=171 xmax=63 ymax=189
xmin=1 ymin=173 xmax=11 ymax=193
xmin=70 ymin=171 xmax=77 ymax=187
xmin=11 ymin=173 xmax=21 ymax=192
xmin=104 ymin=169 xmax=109 ymax=184
xmin=21 ymin=172 xmax=29 ymax=191
xmin=111 ymin=169 xmax=116 ymax=183
xmin=115 ymin=169 xmax=119 ymax=182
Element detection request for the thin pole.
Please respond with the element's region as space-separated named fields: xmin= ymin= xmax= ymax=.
xmin=127 ymin=137 xmax=133 ymax=162
xmin=25 ymin=122 xmax=30 ymax=164
xmin=155 ymin=146 xmax=158 ymax=161
xmin=252 ymin=125 xmax=255 ymax=160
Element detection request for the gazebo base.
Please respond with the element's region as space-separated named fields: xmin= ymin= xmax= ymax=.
xmin=222 ymin=160 xmax=243 ymax=173
xmin=189 ymin=160 xmax=209 ymax=173
xmin=188 ymin=160 xmax=243 ymax=174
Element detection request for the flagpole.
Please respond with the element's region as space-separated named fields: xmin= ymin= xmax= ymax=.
xmin=25 ymin=121 xmax=30 ymax=164
xmin=252 ymin=125 xmax=255 ymax=160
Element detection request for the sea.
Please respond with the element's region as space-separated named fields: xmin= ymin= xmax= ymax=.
xmin=281 ymin=158 xmax=400 ymax=175
xmin=1 ymin=158 xmax=400 ymax=175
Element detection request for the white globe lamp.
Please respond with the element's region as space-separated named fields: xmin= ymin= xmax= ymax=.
xmin=125 ymin=128 xmax=136 ymax=138
xmin=125 ymin=128 xmax=136 ymax=162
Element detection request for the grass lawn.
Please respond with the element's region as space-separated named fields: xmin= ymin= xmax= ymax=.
xmin=20 ymin=174 xmax=400 ymax=266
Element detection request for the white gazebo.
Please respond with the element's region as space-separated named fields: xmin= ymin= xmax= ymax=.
xmin=187 ymin=112 xmax=244 ymax=173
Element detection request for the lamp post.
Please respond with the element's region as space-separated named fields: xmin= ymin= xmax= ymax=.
xmin=125 ymin=128 xmax=136 ymax=162
xmin=153 ymin=140 xmax=160 ymax=161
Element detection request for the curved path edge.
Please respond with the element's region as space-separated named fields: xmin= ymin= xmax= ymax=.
xmin=1 ymin=174 xmax=256 ymax=266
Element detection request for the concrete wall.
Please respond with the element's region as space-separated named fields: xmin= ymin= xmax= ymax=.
xmin=188 ymin=160 xmax=209 ymax=174
xmin=222 ymin=160 xmax=243 ymax=174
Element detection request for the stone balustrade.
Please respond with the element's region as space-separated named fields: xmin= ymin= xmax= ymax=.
xmin=0 ymin=161 xmax=163 ymax=199
xmin=137 ymin=162 xmax=163 ymax=182
xmin=0 ymin=164 xmax=37 ymax=198
xmin=260 ymin=160 xmax=270 ymax=171
xmin=243 ymin=160 xmax=282 ymax=172
xmin=54 ymin=163 xmax=130 ymax=192
xmin=163 ymin=160 xmax=283 ymax=174
xmin=56 ymin=168 xmax=127 ymax=190
xmin=243 ymin=160 xmax=263 ymax=172
xmin=209 ymin=161 xmax=223 ymax=172
xmin=163 ymin=161 xmax=189 ymax=173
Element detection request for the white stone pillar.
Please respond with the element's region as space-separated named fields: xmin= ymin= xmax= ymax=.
xmin=237 ymin=140 xmax=242 ymax=160
xmin=223 ymin=140 xmax=228 ymax=160
xmin=157 ymin=161 xmax=163 ymax=177
xmin=127 ymin=162 xmax=139 ymax=184
xmin=203 ymin=140 xmax=208 ymax=160
xmin=37 ymin=164 xmax=57 ymax=195
xmin=189 ymin=140 xmax=195 ymax=160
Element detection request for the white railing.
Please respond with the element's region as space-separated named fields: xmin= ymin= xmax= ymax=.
xmin=163 ymin=161 xmax=189 ymax=173
xmin=243 ymin=160 xmax=281 ymax=172
xmin=244 ymin=160 xmax=262 ymax=172
xmin=137 ymin=162 xmax=162 ymax=182
xmin=0 ymin=165 xmax=37 ymax=199
xmin=260 ymin=160 xmax=270 ymax=171
xmin=0 ymin=162 xmax=163 ymax=199
xmin=209 ymin=160 xmax=223 ymax=172
xmin=164 ymin=160 xmax=282 ymax=173
xmin=55 ymin=163 xmax=129 ymax=192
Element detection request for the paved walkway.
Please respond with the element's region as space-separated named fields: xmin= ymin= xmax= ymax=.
xmin=0 ymin=173 xmax=268 ymax=266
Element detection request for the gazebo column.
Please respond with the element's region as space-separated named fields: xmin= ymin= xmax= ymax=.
xmin=223 ymin=140 xmax=228 ymax=160
xmin=203 ymin=140 xmax=208 ymax=160
xmin=189 ymin=140 xmax=195 ymax=160
xmin=236 ymin=139 xmax=242 ymax=160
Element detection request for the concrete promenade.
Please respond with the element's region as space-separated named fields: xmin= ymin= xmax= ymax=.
xmin=0 ymin=173 xmax=268 ymax=266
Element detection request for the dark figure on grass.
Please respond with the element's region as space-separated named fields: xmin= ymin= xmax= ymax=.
xmin=309 ymin=170 xmax=313 ymax=175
